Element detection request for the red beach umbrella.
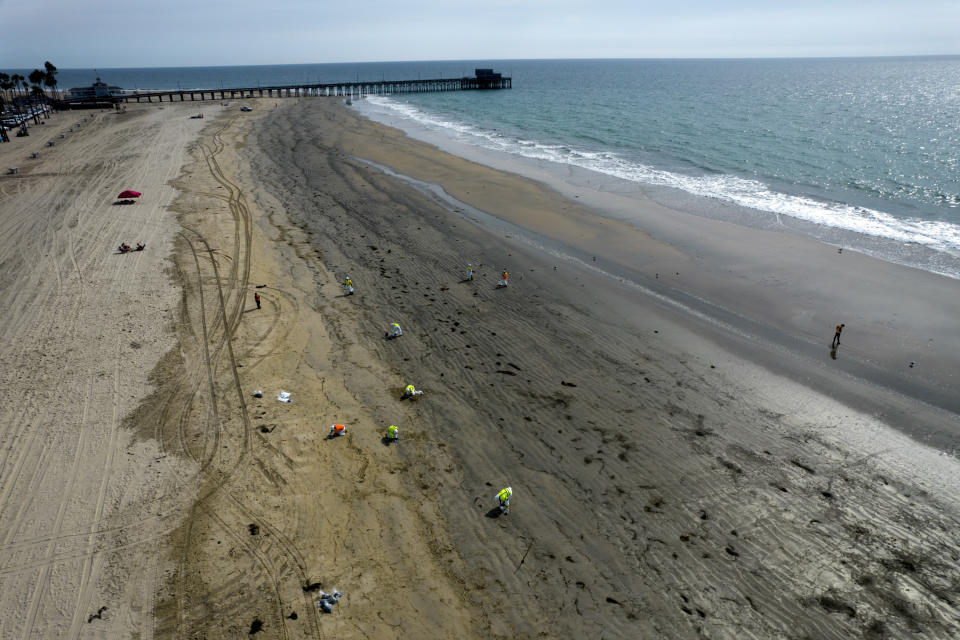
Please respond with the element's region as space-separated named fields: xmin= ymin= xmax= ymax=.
xmin=117 ymin=190 xmax=141 ymax=199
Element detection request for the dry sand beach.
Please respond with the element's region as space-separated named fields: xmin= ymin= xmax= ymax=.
xmin=1 ymin=97 xmax=960 ymax=639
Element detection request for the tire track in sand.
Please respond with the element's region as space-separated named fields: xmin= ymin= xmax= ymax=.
xmin=152 ymin=114 xmax=321 ymax=639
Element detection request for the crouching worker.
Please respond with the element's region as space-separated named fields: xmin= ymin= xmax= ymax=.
xmin=496 ymin=486 xmax=513 ymax=514
xmin=386 ymin=424 xmax=399 ymax=442
xmin=328 ymin=423 xmax=346 ymax=438
xmin=386 ymin=322 xmax=403 ymax=339
xmin=401 ymin=384 xmax=423 ymax=400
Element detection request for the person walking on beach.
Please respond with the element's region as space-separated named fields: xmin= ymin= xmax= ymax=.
xmin=254 ymin=292 xmax=261 ymax=309
xmin=496 ymin=487 xmax=513 ymax=514
xmin=832 ymin=323 xmax=845 ymax=348
xmin=388 ymin=323 xmax=403 ymax=339
xmin=344 ymin=277 xmax=354 ymax=296
xmin=386 ymin=424 xmax=399 ymax=442
xmin=465 ymin=263 xmax=474 ymax=281
xmin=499 ymin=269 xmax=509 ymax=288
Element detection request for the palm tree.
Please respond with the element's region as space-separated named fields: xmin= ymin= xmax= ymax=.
xmin=0 ymin=73 xmax=9 ymax=142
xmin=10 ymin=74 xmax=27 ymax=131
xmin=19 ymin=75 xmax=32 ymax=123
xmin=44 ymin=61 xmax=59 ymax=104
xmin=9 ymin=74 xmax=21 ymax=103
xmin=31 ymin=87 xmax=47 ymax=122
xmin=13 ymin=74 xmax=28 ymax=106
xmin=0 ymin=73 xmax=8 ymax=112
xmin=29 ymin=69 xmax=46 ymax=121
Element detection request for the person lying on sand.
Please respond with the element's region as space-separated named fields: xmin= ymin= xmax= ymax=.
xmin=118 ymin=243 xmax=132 ymax=253
xmin=135 ymin=242 xmax=145 ymax=251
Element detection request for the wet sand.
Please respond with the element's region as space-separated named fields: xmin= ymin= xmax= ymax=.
xmin=243 ymin=99 xmax=960 ymax=638
xmin=2 ymin=96 xmax=959 ymax=639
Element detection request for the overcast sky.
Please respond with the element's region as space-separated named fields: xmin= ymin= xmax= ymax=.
xmin=2 ymin=0 xmax=958 ymax=68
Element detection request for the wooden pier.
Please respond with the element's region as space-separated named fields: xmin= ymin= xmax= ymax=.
xmin=63 ymin=69 xmax=511 ymax=107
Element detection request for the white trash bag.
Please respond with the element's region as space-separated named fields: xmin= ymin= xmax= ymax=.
xmin=317 ymin=589 xmax=343 ymax=613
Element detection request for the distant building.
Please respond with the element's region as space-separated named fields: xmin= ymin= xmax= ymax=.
xmin=66 ymin=77 xmax=124 ymax=99
xmin=475 ymin=69 xmax=502 ymax=80
xmin=467 ymin=69 xmax=506 ymax=89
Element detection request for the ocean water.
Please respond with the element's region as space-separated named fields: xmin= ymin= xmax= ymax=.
xmin=351 ymin=58 xmax=960 ymax=279
xmin=8 ymin=58 xmax=960 ymax=277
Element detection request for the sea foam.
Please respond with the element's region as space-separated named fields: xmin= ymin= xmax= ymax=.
xmin=359 ymin=95 xmax=960 ymax=273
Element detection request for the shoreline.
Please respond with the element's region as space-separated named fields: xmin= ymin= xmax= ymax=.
xmin=354 ymin=154 xmax=960 ymax=435
xmin=247 ymin=98 xmax=960 ymax=637
xmin=2 ymin=95 xmax=959 ymax=638
xmin=347 ymin=99 xmax=960 ymax=437
xmin=354 ymin=95 xmax=960 ymax=282
xmin=354 ymin=144 xmax=960 ymax=456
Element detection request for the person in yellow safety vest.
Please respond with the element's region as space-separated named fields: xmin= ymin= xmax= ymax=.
xmin=466 ymin=263 xmax=474 ymax=281
xmin=344 ymin=277 xmax=354 ymax=296
xmin=402 ymin=384 xmax=423 ymax=399
xmin=496 ymin=487 xmax=513 ymax=513
xmin=386 ymin=424 xmax=399 ymax=442
xmin=390 ymin=322 xmax=403 ymax=338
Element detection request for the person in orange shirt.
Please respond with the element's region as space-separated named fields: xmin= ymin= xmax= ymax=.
xmin=328 ymin=423 xmax=346 ymax=438
xmin=499 ymin=269 xmax=509 ymax=288
xmin=832 ymin=323 xmax=845 ymax=348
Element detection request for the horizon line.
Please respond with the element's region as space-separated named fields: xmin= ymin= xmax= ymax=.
xmin=3 ymin=53 xmax=959 ymax=72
